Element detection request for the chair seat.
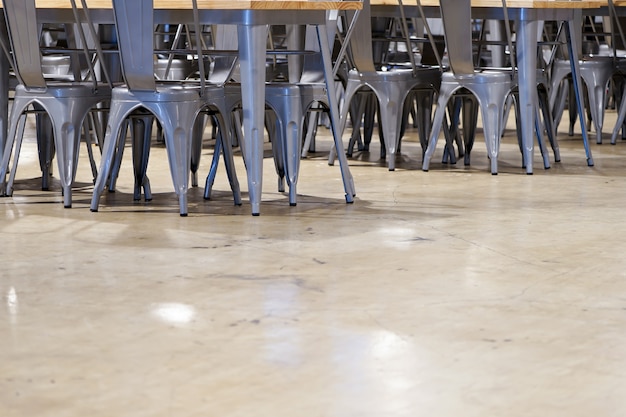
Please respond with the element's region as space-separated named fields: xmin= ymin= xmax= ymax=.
xmin=550 ymin=56 xmax=615 ymax=144
xmin=445 ymin=70 xmax=512 ymax=83
xmin=119 ymin=83 xmax=203 ymax=102
xmin=18 ymin=82 xmax=112 ymax=98
xmin=351 ymin=66 xmax=440 ymax=83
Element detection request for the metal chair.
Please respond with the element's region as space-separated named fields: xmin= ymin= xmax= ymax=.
xmin=0 ymin=0 xmax=112 ymax=207
xmin=550 ymin=58 xmax=614 ymax=145
xmin=549 ymin=16 xmax=616 ymax=145
xmin=329 ymin=0 xmax=441 ymax=171
xmin=422 ymin=0 xmax=514 ymax=174
xmin=90 ymin=0 xmax=241 ymax=216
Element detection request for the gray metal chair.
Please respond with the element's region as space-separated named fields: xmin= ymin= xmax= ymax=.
xmin=0 ymin=0 xmax=112 ymax=207
xmin=90 ymin=0 xmax=241 ymax=216
xmin=422 ymin=0 xmax=513 ymax=174
xmin=550 ymin=56 xmax=614 ymax=145
xmin=329 ymin=0 xmax=441 ymax=171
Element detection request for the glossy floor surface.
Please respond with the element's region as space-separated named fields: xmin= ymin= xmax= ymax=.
xmin=2 ymin=109 xmax=626 ymax=417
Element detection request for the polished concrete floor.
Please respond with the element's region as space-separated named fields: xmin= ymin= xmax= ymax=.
xmin=2 ymin=109 xmax=626 ymax=417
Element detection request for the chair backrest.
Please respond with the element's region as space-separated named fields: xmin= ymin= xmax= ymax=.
xmin=209 ymin=24 xmax=239 ymax=85
xmin=439 ymin=0 xmax=474 ymax=74
xmin=608 ymin=0 xmax=626 ymax=58
xmin=345 ymin=0 xmax=376 ymax=72
xmin=112 ymin=0 xmax=157 ymax=91
xmin=2 ymin=0 xmax=46 ymax=88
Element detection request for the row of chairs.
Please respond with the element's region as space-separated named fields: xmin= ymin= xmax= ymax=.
xmin=0 ymin=0 xmax=353 ymax=216
xmin=333 ymin=0 xmax=626 ymax=175
xmin=2 ymin=0 xmax=626 ymax=216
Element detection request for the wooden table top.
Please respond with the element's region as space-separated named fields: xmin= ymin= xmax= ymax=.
xmin=29 ymin=0 xmax=361 ymax=10
xmin=372 ymin=0 xmax=606 ymax=8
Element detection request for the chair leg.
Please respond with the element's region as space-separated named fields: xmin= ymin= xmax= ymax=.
xmin=582 ymin=72 xmax=609 ymax=145
xmin=346 ymin=93 xmax=369 ymax=158
xmin=108 ymin=119 xmax=131 ymax=192
xmin=35 ymin=110 xmax=55 ymax=191
xmin=130 ymin=114 xmax=153 ymax=201
xmin=2 ymin=99 xmax=46 ymax=197
xmin=202 ymin=117 xmax=242 ymax=205
xmin=472 ymin=84 xmax=510 ymax=175
xmin=91 ymin=103 xmax=133 ymax=212
xmin=373 ymin=86 xmax=408 ymax=171
xmin=83 ymin=116 xmax=99 ymax=184
xmin=48 ymin=106 xmax=87 ymax=208
xmin=265 ymin=110 xmax=285 ymax=193
xmin=154 ymin=101 xmax=199 ymax=216
xmin=2 ymin=109 xmax=29 ymax=197
xmin=461 ymin=96 xmax=478 ymax=166
xmin=190 ymin=113 xmax=208 ymax=188
xmin=611 ymin=86 xmax=626 ymax=145
xmin=534 ymin=107 xmax=551 ymax=169
xmin=423 ymin=87 xmax=454 ymax=171
xmin=214 ymin=113 xmax=241 ymax=206
xmin=414 ymin=89 xmax=434 ymax=159
xmin=538 ymin=85 xmax=560 ymax=162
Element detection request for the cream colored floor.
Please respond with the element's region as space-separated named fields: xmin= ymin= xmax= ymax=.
xmin=2 ymin=108 xmax=626 ymax=417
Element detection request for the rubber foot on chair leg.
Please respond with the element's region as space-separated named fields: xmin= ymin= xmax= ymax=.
xmin=252 ymin=212 xmax=260 ymax=217
xmin=290 ymin=203 xmax=296 ymax=207
xmin=180 ymin=213 xmax=188 ymax=217
xmin=90 ymin=208 xmax=98 ymax=212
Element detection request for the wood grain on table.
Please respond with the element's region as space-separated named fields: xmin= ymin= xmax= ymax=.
xmin=371 ymin=0 xmax=605 ymax=9
xmin=32 ymin=0 xmax=361 ymax=10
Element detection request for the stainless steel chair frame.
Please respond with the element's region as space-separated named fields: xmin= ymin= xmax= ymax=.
xmin=90 ymin=0 xmax=241 ymax=216
xmin=0 ymin=0 xmax=112 ymax=207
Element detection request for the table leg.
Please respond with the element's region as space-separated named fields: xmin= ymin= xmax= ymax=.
xmin=0 ymin=20 xmax=9 ymax=189
xmin=316 ymin=24 xmax=355 ymax=201
xmin=238 ymin=23 xmax=268 ymax=216
xmin=516 ymin=19 xmax=539 ymax=175
xmin=565 ymin=18 xmax=594 ymax=167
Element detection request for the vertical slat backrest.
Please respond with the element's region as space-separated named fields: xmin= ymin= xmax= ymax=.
xmin=112 ymin=0 xmax=156 ymax=91
xmin=346 ymin=0 xmax=376 ymax=72
xmin=439 ymin=0 xmax=474 ymax=75
xmin=2 ymin=0 xmax=46 ymax=88
xmin=209 ymin=24 xmax=238 ymax=85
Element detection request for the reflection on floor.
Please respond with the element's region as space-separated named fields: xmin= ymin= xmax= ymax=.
xmin=2 ymin=109 xmax=626 ymax=417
